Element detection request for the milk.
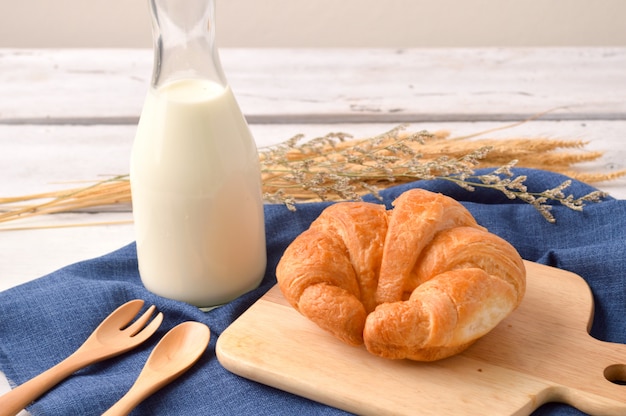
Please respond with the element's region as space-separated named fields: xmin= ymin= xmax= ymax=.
xmin=130 ymin=78 xmax=266 ymax=307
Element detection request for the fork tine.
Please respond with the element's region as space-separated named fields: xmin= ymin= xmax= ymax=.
xmin=123 ymin=305 xmax=157 ymax=336
xmin=130 ymin=311 xmax=164 ymax=343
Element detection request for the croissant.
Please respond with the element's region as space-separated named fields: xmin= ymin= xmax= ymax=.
xmin=276 ymin=189 xmax=526 ymax=361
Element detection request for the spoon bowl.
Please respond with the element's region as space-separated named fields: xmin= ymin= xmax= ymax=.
xmin=103 ymin=321 xmax=211 ymax=416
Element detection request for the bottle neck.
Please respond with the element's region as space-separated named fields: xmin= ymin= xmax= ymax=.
xmin=149 ymin=0 xmax=226 ymax=89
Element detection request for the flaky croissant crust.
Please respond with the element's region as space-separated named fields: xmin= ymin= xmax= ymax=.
xmin=276 ymin=189 xmax=526 ymax=361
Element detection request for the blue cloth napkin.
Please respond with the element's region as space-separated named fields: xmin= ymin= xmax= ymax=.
xmin=1 ymin=168 xmax=625 ymax=416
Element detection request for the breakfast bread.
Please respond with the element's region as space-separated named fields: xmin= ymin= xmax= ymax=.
xmin=276 ymin=189 xmax=526 ymax=361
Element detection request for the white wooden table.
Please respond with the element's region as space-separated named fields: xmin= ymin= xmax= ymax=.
xmin=1 ymin=47 xmax=625 ymax=407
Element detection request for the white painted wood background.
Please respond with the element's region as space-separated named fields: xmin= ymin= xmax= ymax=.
xmin=2 ymin=48 xmax=625 ymax=122
xmin=1 ymin=47 xmax=625 ymax=407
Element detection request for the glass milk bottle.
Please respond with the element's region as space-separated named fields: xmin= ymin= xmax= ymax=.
xmin=131 ymin=0 xmax=266 ymax=308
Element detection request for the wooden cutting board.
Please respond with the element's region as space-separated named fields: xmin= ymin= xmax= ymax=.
xmin=216 ymin=261 xmax=626 ymax=415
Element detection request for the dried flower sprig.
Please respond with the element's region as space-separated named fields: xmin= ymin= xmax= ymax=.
xmin=432 ymin=163 xmax=608 ymax=222
xmin=0 ymin=125 xmax=623 ymax=228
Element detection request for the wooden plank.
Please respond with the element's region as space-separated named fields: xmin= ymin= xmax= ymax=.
xmin=0 ymin=124 xmax=134 ymax=198
xmin=0 ymin=212 xmax=134 ymax=292
xmin=1 ymin=121 xmax=624 ymax=199
xmin=1 ymin=48 xmax=625 ymax=123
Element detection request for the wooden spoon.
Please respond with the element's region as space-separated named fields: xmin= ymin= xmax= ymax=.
xmin=102 ymin=321 xmax=211 ymax=416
